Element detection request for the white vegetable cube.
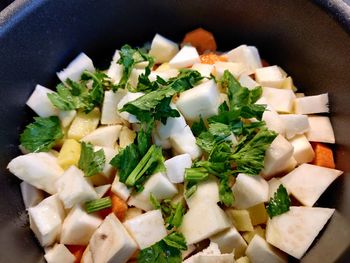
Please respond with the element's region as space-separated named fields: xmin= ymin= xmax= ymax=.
xmin=81 ymin=125 xmax=122 ymax=148
xmin=95 ymin=184 xmax=111 ymax=199
xmin=101 ymin=90 xmax=126 ymax=125
xmin=7 ymin=152 xmax=64 ymax=194
xmin=186 ymin=177 xmax=219 ymax=208
xmin=169 ymin=45 xmax=200 ymax=68
xmin=128 ymin=172 xmax=178 ymax=211
xmin=129 ymin=68 xmax=145 ymax=88
xmin=210 ymin=227 xmax=247 ymax=257
xmin=214 ymin=61 xmax=245 ymax=78
xmin=226 ymin=45 xmax=262 ymax=74
xmin=20 ymin=181 xmax=44 ymax=209
xmin=267 ymin=178 xmax=283 ymax=199
xmin=44 ymin=244 xmax=75 ymax=263
xmin=157 ymin=110 xmax=188 ymax=140
xmin=289 ymin=135 xmax=315 ymax=164
xmin=239 ymin=75 xmax=259 ymax=89
xmin=117 ymin=92 xmax=144 ymax=123
xmin=262 ymin=135 xmax=294 ymax=178
xmin=266 ymin=207 xmax=335 ymax=259
xmin=87 ymin=214 xmax=137 ymax=263
xmin=294 ymin=93 xmax=329 ymax=114
xmin=183 ymin=242 xmax=221 ymax=263
xmin=124 ymin=207 xmax=143 ymax=221
xmin=246 ymin=235 xmax=287 ymax=263
xmin=57 ymin=53 xmax=95 ymax=82
xmin=152 ymin=131 xmax=172 ymax=149
xmin=179 ymin=202 xmax=231 ymax=244
xmin=170 ymin=126 xmax=202 ymax=160
xmin=26 ymin=84 xmax=59 ymax=117
xmin=176 ymin=79 xmax=220 ymax=121
xmin=280 ymin=164 xmax=342 ymax=206
xmin=148 ymin=69 xmax=179 ymax=82
xmin=192 ymin=63 xmax=214 ymax=78
xmin=256 ymin=98 xmax=285 ymax=135
xmin=149 ymin=34 xmax=179 ymax=63
xmin=107 ymin=50 xmax=123 ymax=84
xmin=279 ymin=114 xmax=309 ymax=139
xmin=111 ymin=175 xmax=131 ymax=201
xmin=90 ymin=147 xmax=118 ymax=186
xmin=59 ymin=110 xmax=76 ymax=128
xmin=195 ymin=254 xmax=234 ymax=263
xmin=123 ymin=209 xmax=167 ymax=249
xmin=262 ymin=87 xmax=296 ymax=113
xmin=55 ymin=166 xmax=97 ymax=209
xmin=232 ymin=174 xmax=269 ymax=209
xmin=119 ymin=126 xmax=136 ymax=148
xmin=255 ymin=66 xmax=285 ymax=89
xmin=28 ymin=195 xmax=65 ymax=246
xmin=164 ymin=153 xmax=192 ymax=183
xmin=306 ymin=116 xmax=335 ymax=143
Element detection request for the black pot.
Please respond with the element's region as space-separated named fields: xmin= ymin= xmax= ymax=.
xmin=0 ymin=0 xmax=349 ymax=262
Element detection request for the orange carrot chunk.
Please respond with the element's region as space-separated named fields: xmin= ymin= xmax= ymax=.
xmin=67 ymin=245 xmax=86 ymax=263
xmin=311 ymin=142 xmax=335 ymax=169
xmin=182 ymin=28 xmax=217 ymax=54
xmin=111 ymin=193 xmax=128 ymax=221
xmin=200 ymin=53 xmax=227 ymax=64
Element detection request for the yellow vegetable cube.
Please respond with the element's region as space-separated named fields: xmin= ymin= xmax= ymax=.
xmin=236 ymin=256 xmax=250 ymax=263
xmin=155 ymin=63 xmax=170 ymax=72
xmin=226 ymin=209 xmax=254 ymax=232
xmin=242 ymin=225 xmax=266 ymax=244
xmin=247 ymin=203 xmax=268 ymax=226
xmin=119 ymin=126 xmax=136 ymax=148
xmin=68 ymin=108 xmax=100 ymax=140
xmin=57 ymin=139 xmax=81 ymax=170
xmin=282 ymin=76 xmax=297 ymax=92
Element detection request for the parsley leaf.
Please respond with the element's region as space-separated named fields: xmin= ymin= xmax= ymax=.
xmin=191 ymin=117 xmax=207 ymax=137
xmin=219 ymin=177 xmax=234 ymax=206
xmin=266 ymin=184 xmax=291 ymax=218
xmin=20 ymin=116 xmax=63 ymax=153
xmin=78 ymin=142 xmax=106 ymax=177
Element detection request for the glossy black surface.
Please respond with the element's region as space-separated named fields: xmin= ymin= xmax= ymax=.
xmin=0 ymin=1 xmax=349 ymax=262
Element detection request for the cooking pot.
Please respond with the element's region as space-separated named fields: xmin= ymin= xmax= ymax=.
xmin=0 ymin=0 xmax=349 ymax=262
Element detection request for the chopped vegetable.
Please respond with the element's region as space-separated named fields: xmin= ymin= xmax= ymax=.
xmin=266 ymin=184 xmax=291 ymax=218
xmin=85 ymin=197 xmax=112 ymax=214
xmin=311 ymin=142 xmax=335 ymax=169
xmin=182 ymin=28 xmax=217 ymax=54
xmin=78 ymin=142 xmax=105 ymax=177
xmin=67 ymin=245 xmax=86 ymax=263
xmin=111 ymin=192 xmax=128 ymax=221
xmin=200 ymin=53 xmax=227 ymax=64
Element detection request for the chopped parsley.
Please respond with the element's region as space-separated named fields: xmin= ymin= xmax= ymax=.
xmin=78 ymin=142 xmax=106 ymax=177
xmin=266 ymin=184 xmax=291 ymax=218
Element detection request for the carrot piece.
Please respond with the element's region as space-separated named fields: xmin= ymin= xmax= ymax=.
xmin=111 ymin=193 xmax=128 ymax=221
xmin=200 ymin=53 xmax=227 ymax=64
xmin=182 ymin=28 xmax=217 ymax=54
xmin=311 ymin=142 xmax=335 ymax=169
xmin=98 ymin=207 xmax=112 ymax=219
xmin=67 ymin=245 xmax=86 ymax=263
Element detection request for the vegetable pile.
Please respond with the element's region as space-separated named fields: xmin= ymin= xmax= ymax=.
xmin=8 ymin=28 xmax=343 ymax=263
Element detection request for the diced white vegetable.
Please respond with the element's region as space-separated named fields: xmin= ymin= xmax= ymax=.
xmin=81 ymin=125 xmax=121 ymax=148
xmin=184 ymin=242 xmax=221 ymax=263
xmin=117 ymin=92 xmax=144 ymax=123
xmin=262 ymin=135 xmax=294 ymax=179
xmin=7 ymin=152 xmax=64 ymax=194
xmin=186 ymin=177 xmax=219 ymax=208
xmin=152 ymin=131 xmax=172 ymax=149
xmin=55 ymin=166 xmax=97 ymax=209
xmin=149 ymin=34 xmax=179 ymax=63
xmin=107 ymin=50 xmax=123 ymax=84
xmin=20 ymin=181 xmax=44 ymax=209
xmin=239 ymin=75 xmax=259 ymax=89
xmin=90 ymin=147 xmax=117 ymax=186
xmin=294 ymin=93 xmax=329 ymax=114
xmin=195 ymin=254 xmax=234 ymax=263
xmin=176 ymin=79 xmax=220 ymax=121
xmin=306 ymin=116 xmax=335 ymax=143
xmin=267 ymin=178 xmax=283 ymax=199
xmin=256 ymin=98 xmax=285 ymax=135
xmin=232 ymin=174 xmax=269 ymax=209
xmin=170 ymin=126 xmax=202 ymax=160
xmin=210 ymin=227 xmax=247 ymax=257
xmin=101 ymin=90 xmax=126 ymax=125
xmin=289 ymin=135 xmax=315 ymax=164
xmin=266 ymin=206 xmax=335 ymax=259
xmin=157 ymin=109 xmax=188 ymax=140
xmin=59 ymin=110 xmax=77 ymax=128
xmin=124 ymin=207 xmax=143 ymax=221
xmin=28 ymin=195 xmax=65 ymax=246
xmin=226 ymin=45 xmax=262 ymax=74
xmin=124 ymin=209 xmax=167 ymax=249
xmin=262 ymin=87 xmax=296 ymax=113
xmin=214 ymin=62 xmax=245 ymax=78
xmin=44 ymin=244 xmax=75 ymax=263
xmin=111 ymin=175 xmax=131 ymax=201
xmin=236 ymin=256 xmax=250 ymax=263
xmin=148 ymin=69 xmax=179 ymax=82
xmin=164 ymin=153 xmax=192 ymax=183
xmin=279 ymin=114 xmax=309 ymax=139
xmin=246 ymin=235 xmax=287 ymax=263
xmin=119 ymin=126 xmax=136 ymax=148
xmin=179 ymin=202 xmax=231 ymax=244
xmin=129 ymin=68 xmax=145 ymax=88
xmin=128 ymin=172 xmax=178 ymax=211
xmin=57 ymin=53 xmax=95 ymax=82
xmin=61 ymin=205 xmax=102 ymax=245
xmin=87 ymin=214 xmax=137 ymax=263
xmin=280 ymin=164 xmax=342 ymax=206
xmin=255 ymin=66 xmax=285 ymax=89
xmin=169 ymin=46 xmax=200 ymax=68
xmin=95 ymin=184 xmax=111 ymax=199
xmin=26 ymin=84 xmax=59 ymax=117
xmin=295 ymin=92 xmax=305 ymax=98
xmin=192 ymin=63 xmax=214 ymax=78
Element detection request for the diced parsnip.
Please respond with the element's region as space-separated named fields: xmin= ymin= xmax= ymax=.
xmin=226 ymin=209 xmax=254 ymax=232
xmin=81 ymin=125 xmax=121 ymax=148
xmin=87 ymin=214 xmax=137 ymax=263
xmin=20 ymin=181 xmax=45 ymax=209
xmin=306 ymin=116 xmax=335 ymax=144
xmin=7 ymin=152 xmax=64 ymax=194
xmin=262 ymin=87 xmax=296 ymax=113
xmin=279 ymin=114 xmax=309 ymax=139
xmin=90 ymin=147 xmax=117 ymax=186
xmin=185 ymin=177 xmax=219 ymax=208
xmin=294 ymin=93 xmax=329 ymax=114
xmin=124 ymin=207 xmax=143 ymax=221
xmin=58 ymin=139 xmax=81 ymax=170
xmin=247 ymin=203 xmax=268 ymax=226
xmin=123 ymin=210 xmax=167 ymax=249
xmin=57 ymin=53 xmax=95 ymax=82
xmin=169 ymin=46 xmax=200 ymax=68
xmin=311 ymin=142 xmax=335 ymax=168
xmin=295 ymin=92 xmax=305 ymax=98
xmin=170 ymin=126 xmax=202 ymax=160
xmin=111 ymin=175 xmax=131 ymax=201
xmin=195 ymin=253 xmax=234 ymax=263
xmin=210 ymin=227 xmax=247 ymax=258
xmin=119 ymin=126 xmax=137 ymax=148
xmin=155 ymin=62 xmax=171 ymax=72
xmin=266 ymin=207 xmax=335 ymax=259
xmin=281 ymin=76 xmax=296 ymax=90
xmin=107 ymin=50 xmax=123 ymax=84
xmin=26 ymin=84 xmax=59 ymax=117
xmin=148 ymin=69 xmax=179 ymax=82
xmin=289 ymin=135 xmax=315 ymax=164
xmin=255 ymin=66 xmax=286 ymax=89
xmin=44 ymin=244 xmax=75 ymax=263
xmin=59 ymin=110 xmax=77 ymax=128
xmin=117 ymin=92 xmax=144 ymax=123
xmin=232 ymin=174 xmax=269 ymax=209
xmin=101 ymin=90 xmax=126 ymax=125
xmin=111 ymin=193 xmax=128 ymax=221
xmin=225 ymin=45 xmax=262 ymax=75
xmin=267 ymin=178 xmax=283 ymax=200
xmin=176 ymin=79 xmax=220 ymax=121
xmin=239 ymin=75 xmax=259 ymax=90
xmin=94 ymin=184 xmax=111 ymax=199
xmin=255 ymin=98 xmax=285 ymax=135
xmin=242 ymin=226 xmax=266 ymax=244
xmin=128 ymin=172 xmax=177 ymax=211
xmin=28 ymin=195 xmax=65 ymax=246
xmin=182 ymin=28 xmax=217 ymax=54
xmin=236 ymin=256 xmax=251 ymax=263
xmin=280 ymin=163 xmax=343 ymax=206
xmin=61 ymin=205 xmax=102 ymax=245
xmin=262 ymin=135 xmax=294 ymax=179
xmin=68 ymin=108 xmax=100 ymax=140
xmin=164 ymin=153 xmax=192 ymax=183
xmin=157 ymin=108 xmax=188 ymax=140
xmin=179 ymin=202 xmax=231 ymax=245
xmin=183 ymin=242 xmax=221 ymax=263
xmin=152 ymin=131 xmax=172 ymax=149
xmin=213 ymin=61 xmax=245 ymax=79
xmin=55 ymin=166 xmax=97 ymax=209
xmin=149 ymin=34 xmax=179 ymax=63
xmin=191 ymin=63 xmax=214 ymax=78
xmin=246 ymin=235 xmax=287 ymax=263
xmin=128 ymin=68 xmax=145 ymax=88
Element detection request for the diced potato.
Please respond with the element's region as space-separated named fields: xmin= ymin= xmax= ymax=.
xmin=170 ymin=126 xmax=202 ymax=160
xmin=101 ymin=90 xmax=126 ymax=125
xmin=149 ymin=34 xmax=179 ymax=63
xmin=294 ymin=93 xmax=329 ymax=114
xmin=57 ymin=53 xmax=95 ymax=82
xmin=81 ymin=125 xmax=121 ymax=148
xmin=226 ymin=209 xmax=254 ymax=232
xmin=262 ymin=87 xmax=296 ymax=113
xmin=226 ymin=45 xmax=262 ymax=75
xmin=124 ymin=207 xmax=143 ymax=221
xmin=247 ymin=203 xmax=268 ymax=226
xmin=255 ymin=66 xmax=286 ymax=88
xmin=242 ymin=226 xmax=266 ymax=244
xmin=279 ymin=114 xmax=309 ymax=139
xmin=169 ymin=46 xmax=200 ymax=68
xmin=281 ymin=76 xmax=295 ymax=90
xmin=236 ymin=256 xmax=251 ymax=263
xmin=289 ymin=135 xmax=315 ymax=164
xmin=20 ymin=181 xmax=45 ymax=209
xmin=59 ymin=110 xmax=77 ymax=128
xmin=26 ymin=84 xmax=59 ymax=117
xmin=186 ymin=177 xmax=219 ymax=208
xmin=117 ymin=92 xmax=144 ymax=123
xmin=119 ymin=126 xmax=136 ymax=148
xmin=306 ymin=116 xmax=335 ymax=144
xmin=44 ymin=244 xmax=75 ymax=263
xmin=155 ymin=62 xmax=171 ymax=72
xmin=165 ymin=153 xmax=192 ymax=183
xmin=68 ymin=108 xmax=100 ymax=140
xmin=58 ymin=139 xmax=81 ymax=170
xmin=213 ymin=61 xmax=245 ymax=78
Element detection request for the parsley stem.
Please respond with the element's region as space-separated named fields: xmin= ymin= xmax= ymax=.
xmin=85 ymin=197 xmax=112 ymax=213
